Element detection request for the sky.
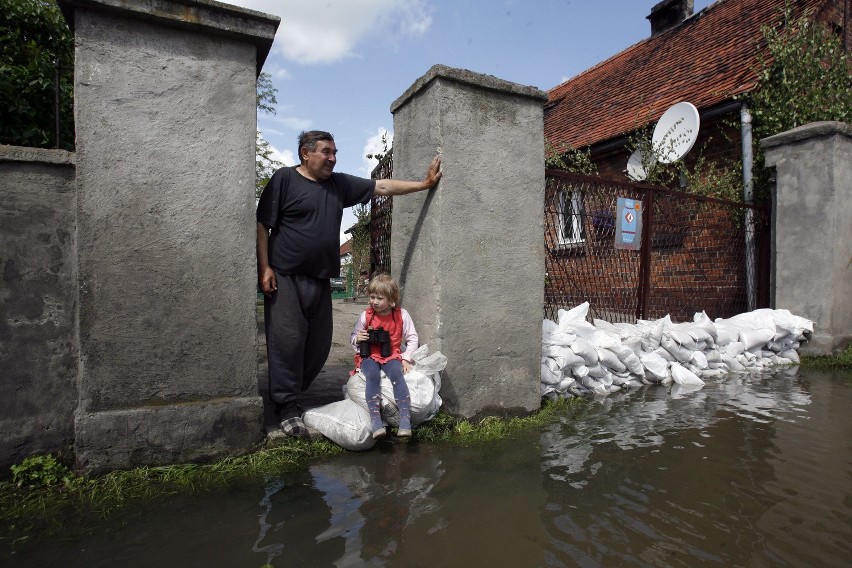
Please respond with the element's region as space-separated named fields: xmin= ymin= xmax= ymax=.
xmin=230 ymin=0 xmax=716 ymax=242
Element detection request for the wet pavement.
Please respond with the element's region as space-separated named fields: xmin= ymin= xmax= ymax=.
xmin=257 ymin=297 xmax=369 ymax=430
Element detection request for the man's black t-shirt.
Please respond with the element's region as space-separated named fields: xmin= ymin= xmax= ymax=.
xmin=256 ymin=166 xmax=374 ymax=279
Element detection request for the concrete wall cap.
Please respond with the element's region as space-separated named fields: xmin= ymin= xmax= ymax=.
xmin=391 ymin=64 xmax=549 ymax=114
xmin=57 ymin=0 xmax=280 ymax=74
xmin=0 ymin=144 xmax=75 ymax=166
xmin=761 ymin=121 xmax=852 ymax=150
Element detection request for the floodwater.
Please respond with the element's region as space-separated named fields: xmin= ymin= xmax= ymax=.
xmin=6 ymin=368 xmax=852 ymax=567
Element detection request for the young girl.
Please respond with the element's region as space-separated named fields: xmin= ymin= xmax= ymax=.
xmin=351 ymin=274 xmax=419 ymax=439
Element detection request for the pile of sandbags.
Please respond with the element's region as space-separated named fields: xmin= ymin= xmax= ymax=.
xmin=541 ymin=303 xmax=813 ymax=399
xmin=304 ymin=345 xmax=447 ymax=450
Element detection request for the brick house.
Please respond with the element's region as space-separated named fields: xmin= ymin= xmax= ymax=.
xmin=545 ymin=0 xmax=849 ymax=181
xmin=541 ymin=0 xmax=849 ymax=321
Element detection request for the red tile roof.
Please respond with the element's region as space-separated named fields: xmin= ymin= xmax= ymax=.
xmin=340 ymin=239 xmax=352 ymax=256
xmin=545 ymin=0 xmax=829 ymax=150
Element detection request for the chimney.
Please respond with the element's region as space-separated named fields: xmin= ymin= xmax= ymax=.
xmin=647 ymin=0 xmax=694 ymax=35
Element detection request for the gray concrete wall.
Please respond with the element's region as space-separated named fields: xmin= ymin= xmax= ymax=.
xmin=0 ymin=145 xmax=77 ymax=469
xmin=390 ymin=65 xmax=548 ymax=418
xmin=62 ymin=0 xmax=278 ymax=471
xmin=763 ymin=121 xmax=852 ymax=354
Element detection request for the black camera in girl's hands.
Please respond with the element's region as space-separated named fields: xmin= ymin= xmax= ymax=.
xmin=359 ymin=327 xmax=392 ymax=358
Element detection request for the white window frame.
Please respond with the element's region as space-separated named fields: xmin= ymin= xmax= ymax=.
xmin=556 ymin=190 xmax=585 ymax=246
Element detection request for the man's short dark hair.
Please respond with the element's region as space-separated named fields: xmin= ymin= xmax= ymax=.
xmin=298 ymin=130 xmax=334 ymax=160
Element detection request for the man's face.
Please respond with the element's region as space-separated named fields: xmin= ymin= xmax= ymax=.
xmin=301 ymin=139 xmax=337 ymax=181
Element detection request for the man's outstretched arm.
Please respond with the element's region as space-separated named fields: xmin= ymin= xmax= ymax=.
xmin=373 ymin=155 xmax=442 ymax=196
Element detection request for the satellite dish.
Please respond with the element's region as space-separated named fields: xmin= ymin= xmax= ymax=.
xmin=626 ymin=148 xmax=654 ymax=181
xmin=652 ymin=102 xmax=700 ymax=164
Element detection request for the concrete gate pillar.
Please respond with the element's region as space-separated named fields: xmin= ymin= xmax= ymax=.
xmin=762 ymin=121 xmax=852 ymax=354
xmin=59 ymin=0 xmax=279 ymax=471
xmin=390 ymin=65 xmax=548 ymax=418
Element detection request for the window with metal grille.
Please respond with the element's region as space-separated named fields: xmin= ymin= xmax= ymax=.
xmin=557 ymin=190 xmax=585 ymax=246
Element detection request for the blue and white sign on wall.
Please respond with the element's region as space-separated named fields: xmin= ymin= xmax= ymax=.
xmin=615 ymin=197 xmax=642 ymax=250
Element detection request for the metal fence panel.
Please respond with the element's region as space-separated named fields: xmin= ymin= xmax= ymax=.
xmin=544 ymin=170 xmax=769 ymax=323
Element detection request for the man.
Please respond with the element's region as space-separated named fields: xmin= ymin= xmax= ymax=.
xmin=256 ymin=130 xmax=442 ymax=436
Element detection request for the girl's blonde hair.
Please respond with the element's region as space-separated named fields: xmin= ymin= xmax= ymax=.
xmin=366 ymin=273 xmax=400 ymax=306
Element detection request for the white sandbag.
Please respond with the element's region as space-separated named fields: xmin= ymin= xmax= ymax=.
xmin=652 ymin=346 xmax=676 ymax=362
xmin=778 ymin=348 xmax=800 ymax=364
xmin=690 ymin=350 xmax=709 ymax=370
xmin=558 ymin=303 xmax=597 ymax=339
xmin=542 ymin=344 xmax=564 ymax=359
xmin=413 ymin=348 xmax=448 ymax=374
xmin=558 ymin=301 xmax=589 ymax=322
xmin=593 ymin=319 xmax=622 ymax=335
xmin=580 ymin=375 xmax=602 ymax=390
xmin=572 ymin=364 xmax=590 ymax=378
xmin=542 ymin=319 xmax=576 ymax=347
xmin=705 ymin=350 xmax=722 ymax=363
xmin=766 ymin=339 xmax=795 ymax=353
xmin=691 ymin=311 xmax=719 ymax=342
xmin=610 ymin=373 xmax=628 ymax=386
xmin=671 ymin=362 xmax=705 ymax=386
xmin=613 ymin=344 xmax=644 ymax=375
xmin=596 ymin=348 xmax=626 ymax=373
xmin=771 ymin=308 xmax=813 ymax=340
xmin=303 ymin=399 xmax=375 ymax=451
xmin=620 ymin=335 xmax=644 ymax=358
xmin=721 ymin=354 xmax=744 ymax=372
xmin=713 ymin=321 xmax=740 ymax=346
xmin=543 ymin=356 xmax=560 ymax=373
xmin=557 ymin=376 xmax=575 ymax=392
xmin=570 ymin=337 xmax=599 ymax=366
xmin=725 ymin=310 xmax=776 ymax=335
xmin=541 ymin=363 xmax=561 ymax=385
xmin=739 ymin=327 xmax=776 ymax=351
xmin=660 ymin=334 xmax=693 ymax=362
xmin=346 ymin=369 xmax=440 ymax=427
xmin=724 ymin=341 xmax=746 ymax=356
xmin=668 ymin=329 xmax=698 ymax=350
xmin=637 ymin=319 xmax=665 ymax=352
xmin=587 ymin=363 xmax=610 ymax=378
xmin=560 ymin=349 xmax=586 ymax=368
xmin=686 ymin=328 xmax=714 ymax=346
xmin=641 ymin=351 xmax=669 ymax=380
xmin=591 ymin=330 xmax=622 ymax=350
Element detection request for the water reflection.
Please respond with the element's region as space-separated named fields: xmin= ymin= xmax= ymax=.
xmin=256 ymin=442 xmax=551 ymax=567
xmin=539 ymin=368 xmax=851 ymax=567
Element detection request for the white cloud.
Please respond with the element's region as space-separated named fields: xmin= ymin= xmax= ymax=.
xmin=269 ymin=143 xmax=296 ymax=167
xmin=359 ymin=127 xmax=393 ymax=177
xmin=229 ymin=0 xmax=433 ymax=64
xmin=263 ymin=64 xmax=291 ymax=80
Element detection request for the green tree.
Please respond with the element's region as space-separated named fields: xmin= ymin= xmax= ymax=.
xmin=0 ymin=0 xmax=74 ymax=150
xmin=256 ymin=71 xmax=283 ymax=197
xmin=745 ymin=6 xmax=851 ymax=200
xmin=545 ymin=139 xmax=598 ymax=176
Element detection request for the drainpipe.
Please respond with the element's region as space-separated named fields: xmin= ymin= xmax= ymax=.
xmin=741 ymin=104 xmax=756 ymax=311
